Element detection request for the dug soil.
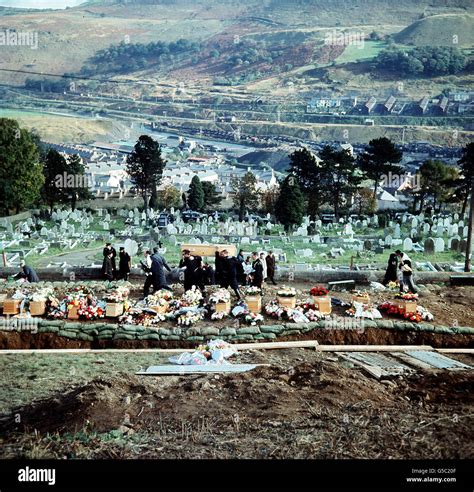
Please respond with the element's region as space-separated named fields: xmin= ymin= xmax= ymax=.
xmin=1 ymin=327 xmax=473 ymax=350
xmin=1 ymin=350 xmax=473 ymax=459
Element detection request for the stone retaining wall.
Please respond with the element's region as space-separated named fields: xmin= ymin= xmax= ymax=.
xmin=4 ymin=318 xmax=473 ymax=344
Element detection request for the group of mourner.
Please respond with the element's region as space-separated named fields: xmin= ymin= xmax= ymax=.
xmin=10 ymin=244 xmax=416 ymax=297
xmin=100 ymin=244 xmax=278 ymax=299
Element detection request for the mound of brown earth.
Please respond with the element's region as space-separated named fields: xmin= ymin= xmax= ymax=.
xmin=1 ymin=354 xmax=473 ymax=459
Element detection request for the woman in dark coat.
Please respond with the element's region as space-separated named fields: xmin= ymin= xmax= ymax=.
xmin=102 ymin=253 xmax=115 ymax=281
xmin=251 ymin=252 xmax=264 ymax=289
xmin=383 ymin=252 xmax=399 ymax=285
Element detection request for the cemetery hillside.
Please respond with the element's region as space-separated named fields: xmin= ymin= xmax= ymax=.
xmin=0 ymin=0 xmax=473 ymax=486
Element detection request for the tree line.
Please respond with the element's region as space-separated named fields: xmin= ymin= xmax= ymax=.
xmin=375 ymin=46 xmax=467 ymax=77
xmin=0 ymin=118 xmax=90 ymax=216
xmin=2 ymin=119 xmax=472 ymax=236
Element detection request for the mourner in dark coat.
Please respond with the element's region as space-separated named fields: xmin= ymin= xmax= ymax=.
xmin=151 ymin=250 xmax=172 ymax=291
xmin=383 ymin=252 xmax=398 ymax=286
xmin=396 ymin=249 xmax=417 ymax=294
xmin=219 ymin=250 xmax=242 ymax=299
xmin=15 ymin=261 xmax=39 ymax=283
xmin=102 ymin=243 xmax=117 ymax=279
xmin=179 ymin=249 xmax=202 ymax=291
xmin=266 ymin=251 xmax=277 ymax=285
xmin=251 ymin=252 xmax=264 ymax=289
xmin=102 ymin=253 xmax=115 ymax=281
xmin=118 ymin=247 xmax=131 ymax=281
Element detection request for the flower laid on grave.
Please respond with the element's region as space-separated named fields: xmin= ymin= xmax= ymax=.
xmin=195 ymin=339 xmax=236 ymax=361
xmin=296 ymin=303 xmax=324 ymax=321
xmin=146 ymin=289 xmax=174 ymax=304
xmin=211 ymin=310 xmax=228 ymax=320
xmin=345 ymin=302 xmax=382 ymax=319
xmin=181 ymin=286 xmax=203 ymax=306
xmin=310 ymin=285 xmax=329 ymax=297
xmin=244 ymin=312 xmax=264 ymax=325
xmin=119 ymin=307 xmax=167 ymax=326
xmin=208 ymin=288 xmax=231 ymax=305
xmin=416 ymin=305 xmax=434 ymax=321
xmin=177 ymin=310 xmax=202 ymax=326
xmin=29 ymin=287 xmax=54 ymax=302
xmin=387 ymin=281 xmax=399 ymax=290
xmin=245 ymin=286 xmax=262 ymax=296
xmin=277 ymin=286 xmax=296 ymax=297
xmin=264 ymin=300 xmax=286 ymax=319
xmin=104 ymin=286 xmax=130 ymax=303
xmin=395 ymin=292 xmax=418 ymax=301
xmin=77 ymin=304 xmax=105 ymax=320
xmin=379 ymin=301 xmax=425 ymax=322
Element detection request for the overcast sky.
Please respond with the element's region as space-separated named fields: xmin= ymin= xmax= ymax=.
xmin=0 ymin=0 xmax=84 ymax=8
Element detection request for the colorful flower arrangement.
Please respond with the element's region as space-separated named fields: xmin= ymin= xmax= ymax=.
xmin=417 ymin=305 xmax=434 ymax=321
xmin=395 ymin=292 xmax=418 ymax=301
xmin=310 ymin=285 xmax=329 ymax=297
xmin=277 ymin=286 xmax=296 ymax=297
xmin=387 ymin=281 xmax=399 ymax=291
xmin=196 ymin=339 xmax=236 ymax=360
xmin=104 ymin=286 xmax=130 ymax=303
xmin=264 ymin=300 xmax=286 ymax=319
xmin=296 ymin=302 xmax=325 ymax=321
xmin=211 ymin=311 xmax=228 ymax=320
xmin=346 ymin=302 xmax=382 ymax=319
xmin=29 ymin=287 xmax=54 ymax=302
xmin=378 ymin=301 xmax=432 ymax=323
xmin=182 ymin=286 xmax=203 ymax=306
xmin=208 ymin=288 xmax=231 ymax=305
xmin=77 ymin=303 xmax=105 ymax=320
xmin=146 ymin=289 xmax=174 ymax=304
xmin=245 ymin=286 xmax=262 ymax=296
xmin=245 ymin=312 xmax=264 ymax=325
xmin=177 ymin=311 xmax=203 ymax=326
xmin=352 ymin=289 xmax=369 ymax=298
xmin=119 ymin=308 xmax=167 ymax=327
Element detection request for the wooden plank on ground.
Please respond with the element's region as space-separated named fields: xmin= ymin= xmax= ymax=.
xmin=437 ymin=348 xmax=474 ymax=354
xmin=233 ymin=340 xmax=319 ymax=350
xmin=317 ymin=345 xmax=434 ymax=352
xmin=137 ymin=364 xmax=262 ymax=375
xmin=0 ymin=343 xmax=437 ymax=356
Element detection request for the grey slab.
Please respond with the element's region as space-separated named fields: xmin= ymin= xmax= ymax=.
xmin=406 ymin=351 xmax=472 ymax=370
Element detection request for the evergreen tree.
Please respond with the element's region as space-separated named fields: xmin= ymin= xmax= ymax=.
xmin=287 ymin=147 xmax=325 ymax=216
xmin=0 ymin=118 xmax=44 ymax=215
xmin=202 ymin=181 xmax=222 ymax=210
xmin=275 ymin=175 xmax=305 ymax=231
xmin=66 ymin=153 xmax=92 ymax=211
xmin=188 ymin=175 xmax=205 ymax=211
xmin=126 ymin=135 xmax=166 ymax=218
xmin=319 ymin=146 xmax=362 ymax=220
xmin=41 ymin=148 xmax=69 ymax=213
xmin=231 ymin=171 xmax=260 ymax=221
xmin=358 ymin=137 xmax=403 ymax=200
xmin=455 ymin=143 xmax=474 ymax=216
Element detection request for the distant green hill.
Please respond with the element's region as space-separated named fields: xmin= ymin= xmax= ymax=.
xmin=394 ymin=14 xmax=474 ymax=47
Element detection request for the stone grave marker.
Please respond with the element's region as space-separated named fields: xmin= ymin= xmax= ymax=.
xmin=403 ymin=237 xmax=413 ymax=252
xmin=424 ymin=238 xmax=434 ymax=255
xmin=434 ymin=238 xmax=444 ymax=253
xmin=450 ymin=238 xmax=460 ymax=252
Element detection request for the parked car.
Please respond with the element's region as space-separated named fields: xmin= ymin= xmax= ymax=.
xmin=182 ymin=211 xmax=204 ymax=223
